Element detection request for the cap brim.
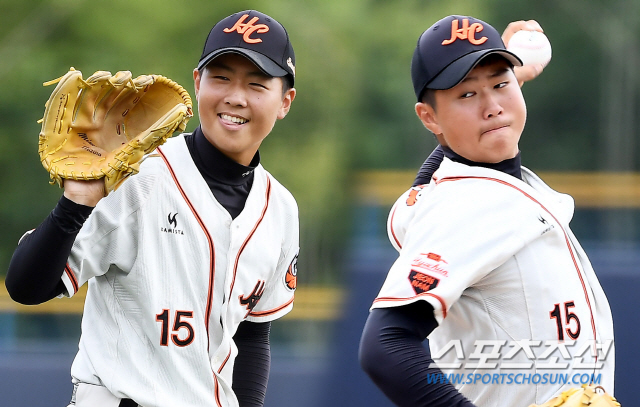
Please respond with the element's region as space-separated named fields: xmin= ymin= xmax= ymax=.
xmin=197 ymin=47 xmax=288 ymax=77
xmin=427 ymin=49 xmax=522 ymax=90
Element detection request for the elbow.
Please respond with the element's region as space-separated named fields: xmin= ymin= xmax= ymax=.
xmin=5 ymin=277 xmax=29 ymax=305
xmin=358 ymin=325 xmax=380 ymax=378
xmin=7 ymin=292 xmax=47 ymax=306
xmin=358 ymin=334 xmax=368 ymax=373
xmin=5 ymin=272 xmax=47 ymax=306
xmin=5 ymin=255 xmax=29 ymax=304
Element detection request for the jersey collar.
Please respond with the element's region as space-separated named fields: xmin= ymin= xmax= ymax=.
xmin=441 ymin=146 xmax=522 ymax=180
xmin=190 ymin=126 xmax=259 ymax=186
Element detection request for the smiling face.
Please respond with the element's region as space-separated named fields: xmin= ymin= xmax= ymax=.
xmin=193 ymin=53 xmax=296 ymax=165
xmin=415 ymin=56 xmax=526 ymax=163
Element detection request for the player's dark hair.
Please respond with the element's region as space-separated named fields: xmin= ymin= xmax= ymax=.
xmin=421 ymin=88 xmax=437 ymax=110
xmin=281 ymin=75 xmax=293 ymax=97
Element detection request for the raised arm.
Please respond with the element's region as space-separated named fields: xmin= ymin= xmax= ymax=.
xmin=5 ymin=179 xmax=103 ymax=304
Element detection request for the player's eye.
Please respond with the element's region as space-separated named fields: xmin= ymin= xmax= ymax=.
xmin=212 ymin=75 xmax=230 ymax=81
xmin=460 ymin=91 xmax=475 ymax=99
xmin=495 ymin=81 xmax=508 ymax=89
xmin=249 ymin=82 xmax=268 ymax=89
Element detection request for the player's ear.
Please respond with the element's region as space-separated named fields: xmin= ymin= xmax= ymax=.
xmin=415 ymin=102 xmax=442 ymax=135
xmin=193 ymin=68 xmax=201 ymax=99
xmin=277 ymin=87 xmax=296 ymax=120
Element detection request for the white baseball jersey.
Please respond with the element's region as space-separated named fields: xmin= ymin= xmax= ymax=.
xmin=59 ymin=135 xmax=300 ymax=407
xmin=372 ymin=158 xmax=615 ymax=407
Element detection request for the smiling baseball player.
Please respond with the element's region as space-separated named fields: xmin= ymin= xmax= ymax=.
xmin=359 ymin=15 xmax=616 ymax=407
xmin=7 ymin=10 xmax=299 ymax=407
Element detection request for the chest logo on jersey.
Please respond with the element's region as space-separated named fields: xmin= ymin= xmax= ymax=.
xmin=239 ymin=280 xmax=266 ymax=317
xmin=410 ymin=252 xmax=449 ymax=277
xmin=161 ymin=212 xmax=184 ymax=235
xmin=408 ymin=270 xmax=440 ymax=294
xmin=538 ymin=214 xmax=555 ymax=235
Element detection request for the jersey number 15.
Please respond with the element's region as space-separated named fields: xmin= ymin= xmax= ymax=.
xmin=549 ymin=301 xmax=581 ymax=341
xmin=156 ymin=309 xmax=195 ymax=347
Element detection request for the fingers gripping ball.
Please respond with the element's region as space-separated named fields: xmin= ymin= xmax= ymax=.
xmin=507 ymin=30 xmax=552 ymax=67
xmin=529 ymin=384 xmax=621 ymax=407
xmin=38 ymin=67 xmax=193 ymax=194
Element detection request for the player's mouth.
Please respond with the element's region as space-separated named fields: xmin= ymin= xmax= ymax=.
xmin=219 ymin=113 xmax=249 ymax=125
xmin=481 ymin=124 xmax=509 ymax=135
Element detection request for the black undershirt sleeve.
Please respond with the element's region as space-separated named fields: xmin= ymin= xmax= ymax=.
xmin=359 ymin=301 xmax=476 ymax=407
xmin=413 ymin=145 xmax=444 ymax=186
xmin=5 ymin=195 xmax=93 ymax=305
xmin=232 ymin=321 xmax=271 ymax=407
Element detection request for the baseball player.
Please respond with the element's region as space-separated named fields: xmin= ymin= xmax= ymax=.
xmin=359 ymin=15 xmax=615 ymax=407
xmin=6 ymin=10 xmax=299 ymax=407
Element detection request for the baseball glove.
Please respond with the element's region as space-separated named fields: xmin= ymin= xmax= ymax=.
xmin=529 ymin=384 xmax=621 ymax=407
xmin=38 ymin=67 xmax=193 ymax=194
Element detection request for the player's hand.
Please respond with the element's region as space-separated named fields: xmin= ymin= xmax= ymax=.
xmin=502 ymin=20 xmax=546 ymax=87
xmin=63 ymin=179 xmax=105 ymax=207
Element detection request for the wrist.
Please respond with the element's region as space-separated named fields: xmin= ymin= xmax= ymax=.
xmin=62 ymin=179 xmax=105 ymax=207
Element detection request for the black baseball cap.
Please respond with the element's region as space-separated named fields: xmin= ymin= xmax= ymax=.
xmin=411 ymin=15 xmax=522 ymax=100
xmin=197 ymin=10 xmax=295 ymax=85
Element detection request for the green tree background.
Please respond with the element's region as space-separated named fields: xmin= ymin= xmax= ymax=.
xmin=1 ymin=0 xmax=639 ymax=283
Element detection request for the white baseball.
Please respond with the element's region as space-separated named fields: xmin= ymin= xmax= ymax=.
xmin=507 ymin=30 xmax=552 ymax=67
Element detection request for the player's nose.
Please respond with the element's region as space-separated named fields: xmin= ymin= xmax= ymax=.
xmin=224 ymin=84 xmax=248 ymax=107
xmin=482 ymin=92 xmax=503 ymax=119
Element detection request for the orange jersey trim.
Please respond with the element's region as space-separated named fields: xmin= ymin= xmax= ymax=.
xmin=218 ymin=349 xmax=232 ymax=374
xmin=211 ymin=349 xmax=232 ymax=406
xmin=435 ymin=175 xmax=598 ymax=346
xmin=389 ymin=205 xmax=402 ymax=249
xmin=248 ymin=295 xmax=294 ymax=317
xmin=212 ymin=349 xmax=232 ymax=407
xmin=228 ymin=177 xmax=272 ymax=300
xmin=64 ymin=263 xmax=79 ymax=294
xmin=213 ymin=375 xmax=223 ymax=407
xmin=158 ymin=147 xmax=217 ymax=351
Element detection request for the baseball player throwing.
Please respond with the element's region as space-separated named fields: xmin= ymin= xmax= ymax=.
xmin=359 ymin=15 xmax=616 ymax=407
xmin=6 ymin=10 xmax=299 ymax=407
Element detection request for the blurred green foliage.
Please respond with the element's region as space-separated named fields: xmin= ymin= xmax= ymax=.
xmin=2 ymin=0 xmax=639 ymax=283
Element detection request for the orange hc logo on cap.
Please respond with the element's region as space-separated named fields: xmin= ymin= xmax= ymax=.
xmin=441 ymin=18 xmax=488 ymax=46
xmin=223 ymin=14 xmax=270 ymax=44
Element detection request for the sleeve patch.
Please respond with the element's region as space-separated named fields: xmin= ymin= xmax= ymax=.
xmin=410 ymin=252 xmax=449 ymax=277
xmin=405 ymin=185 xmax=426 ymax=206
xmin=284 ymin=252 xmax=298 ymax=291
xmin=408 ymin=270 xmax=440 ymax=294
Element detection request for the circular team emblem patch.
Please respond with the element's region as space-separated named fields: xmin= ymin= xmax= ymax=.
xmin=285 ymin=253 xmax=298 ymax=291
